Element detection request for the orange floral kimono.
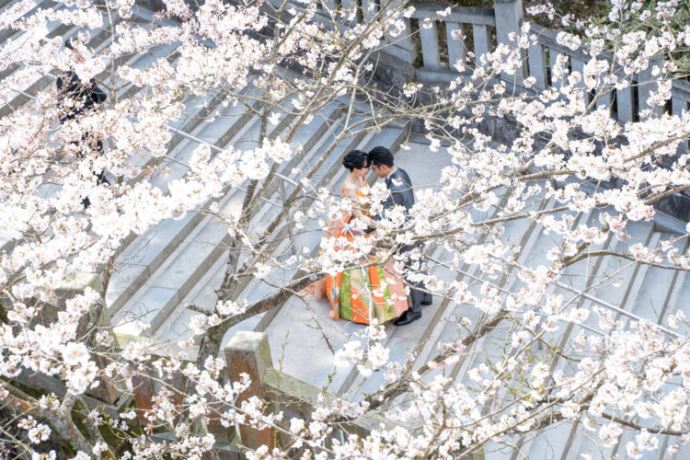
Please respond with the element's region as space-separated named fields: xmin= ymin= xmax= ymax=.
xmin=320 ymin=181 xmax=408 ymax=324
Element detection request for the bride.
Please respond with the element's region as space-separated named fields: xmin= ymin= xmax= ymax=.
xmin=318 ymin=150 xmax=408 ymax=324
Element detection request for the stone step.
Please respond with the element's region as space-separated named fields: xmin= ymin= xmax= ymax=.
xmin=150 ymin=105 xmax=350 ymax=344
xmin=545 ymin=219 xmax=655 ymax=460
xmin=0 ymin=39 xmax=192 ymax=257
xmin=106 ymin=84 xmax=287 ymax=313
xmin=150 ymin=87 xmax=280 ymax=193
xmin=0 ymin=5 xmax=136 ymax=116
xmin=189 ymin=117 xmax=379 ymax=310
xmin=448 ymin=191 xmax=552 ymax=385
xmin=0 ymin=0 xmax=30 ymax=15
xmin=153 ymin=124 xmax=410 ymax=353
xmin=0 ymin=4 xmax=74 ymax=79
xmin=225 ymin=113 xmax=375 ymax=291
xmin=482 ymin=210 xmax=616 ymax=460
xmin=0 ymin=0 xmax=52 ymax=44
xmin=573 ymin=219 xmax=654 ymax=333
xmin=628 ymin=233 xmax=687 ymax=324
xmin=115 ymin=103 xmax=355 ymax=337
xmin=150 ymin=254 xmax=230 ymax=346
xmin=0 ymin=5 xmax=123 ymax=252
xmin=0 ymin=3 xmax=164 ymax=119
xmin=501 ymin=208 xmax=594 ymax=459
xmin=0 ymin=2 xmax=72 ymax=114
xmin=508 ymin=209 xmax=612 ymax=460
xmin=657 ymin=243 xmax=690 ymax=327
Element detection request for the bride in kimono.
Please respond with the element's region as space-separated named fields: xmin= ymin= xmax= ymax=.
xmin=315 ymin=150 xmax=408 ymax=324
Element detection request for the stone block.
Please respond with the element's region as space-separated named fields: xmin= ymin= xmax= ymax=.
xmin=446 ymin=21 xmax=466 ymax=70
xmin=419 ymin=21 xmax=441 ymax=69
xmin=472 ymin=24 xmax=490 ymax=66
xmin=527 ymin=43 xmax=546 ymax=90
xmin=106 ymin=263 xmax=148 ymax=311
xmin=225 ymin=331 xmax=274 ymax=450
xmin=132 ymin=373 xmax=154 ymax=426
xmin=637 ymin=55 xmax=665 ymax=117
xmin=370 ymin=50 xmax=416 ymax=91
xmin=616 ymin=86 xmax=634 ymax=123
xmin=494 ymin=0 xmax=524 ymax=80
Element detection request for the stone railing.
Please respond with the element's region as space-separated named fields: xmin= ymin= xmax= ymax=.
xmin=333 ymin=0 xmax=690 ymax=226
xmin=309 ymin=0 xmax=690 ymax=138
xmin=401 ymin=2 xmax=689 ymax=128
xmin=121 ymin=331 xmax=404 ymax=458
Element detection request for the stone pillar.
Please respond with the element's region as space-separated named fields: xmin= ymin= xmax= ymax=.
xmin=362 ymin=0 xmax=377 ymax=23
xmin=671 ymin=94 xmax=688 ymax=117
xmin=135 ymin=0 xmax=166 ymax=11
xmin=472 ymin=24 xmax=490 ymax=67
xmin=637 ymin=56 xmax=665 ymax=118
xmin=494 ymin=0 xmax=524 ymax=81
xmin=387 ymin=0 xmax=418 ymax=65
xmin=132 ymin=373 xmax=155 ymax=426
xmin=570 ymin=58 xmax=588 ymax=107
xmin=225 ymin=331 xmax=275 ymax=451
xmin=527 ymin=42 xmax=546 ymax=90
xmin=616 ymin=84 xmax=634 ymax=123
xmin=341 ymin=0 xmax=359 ymax=23
xmin=419 ymin=21 xmax=441 ymax=69
xmin=446 ymin=22 xmax=466 ymax=71
xmin=672 ymin=95 xmax=689 ymax=153
xmin=549 ymin=48 xmax=564 ymax=90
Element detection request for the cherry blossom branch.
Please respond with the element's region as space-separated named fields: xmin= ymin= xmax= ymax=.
xmin=600 ymin=412 xmax=686 ymax=436
xmin=196 ymin=271 xmax=323 ymax=366
xmin=563 ymin=249 xmax=690 ymax=271
xmin=3 ymin=382 xmax=94 ymax=454
xmin=326 ymin=311 xmax=507 ymax=424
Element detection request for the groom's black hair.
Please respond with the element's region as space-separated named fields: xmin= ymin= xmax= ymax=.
xmin=368 ymin=146 xmax=394 ymax=167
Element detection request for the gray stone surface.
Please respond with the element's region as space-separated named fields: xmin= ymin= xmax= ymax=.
xmin=445 ymin=21 xmax=466 ymax=70
xmin=494 ymin=0 xmax=523 ymax=80
xmin=616 ymin=85 xmax=634 ymax=123
xmin=419 ymin=21 xmax=441 ymax=69
xmin=472 ymin=24 xmax=490 ymax=67
xmin=637 ymin=56 xmax=665 ymax=117
xmin=411 ymin=3 xmax=495 ymax=26
xmin=371 ymin=50 xmax=416 ymax=90
xmin=114 ymin=286 xmax=180 ymax=333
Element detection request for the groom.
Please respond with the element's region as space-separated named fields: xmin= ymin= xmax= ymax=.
xmin=368 ymin=146 xmax=432 ymax=326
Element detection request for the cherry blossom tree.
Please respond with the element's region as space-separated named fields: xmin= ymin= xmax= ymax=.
xmin=2 ymin=0 xmax=690 ymax=458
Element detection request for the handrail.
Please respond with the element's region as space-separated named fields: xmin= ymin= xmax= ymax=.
xmin=409 ymin=2 xmax=496 ymax=26
xmin=366 ymin=0 xmax=690 ymax=129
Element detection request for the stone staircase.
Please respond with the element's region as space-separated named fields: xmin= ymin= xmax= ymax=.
xmin=0 ymin=1 xmax=411 ymax=340
xmin=4 ymin=2 xmax=690 ymax=458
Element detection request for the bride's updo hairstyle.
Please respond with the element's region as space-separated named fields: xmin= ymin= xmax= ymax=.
xmin=342 ymin=150 xmax=369 ymax=171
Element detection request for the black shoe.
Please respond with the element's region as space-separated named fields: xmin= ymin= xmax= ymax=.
xmin=394 ymin=310 xmax=421 ymax=326
xmin=421 ymin=297 xmax=433 ymax=306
